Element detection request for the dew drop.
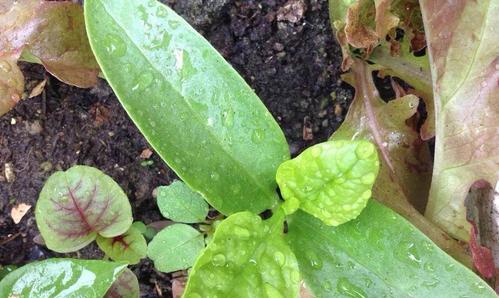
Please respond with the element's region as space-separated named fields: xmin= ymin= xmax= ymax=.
xmin=233 ymin=226 xmax=250 ymax=239
xmin=169 ymin=20 xmax=180 ymax=29
xmin=355 ymin=142 xmax=375 ymax=160
xmin=361 ymin=173 xmax=376 ymax=185
xmin=210 ymin=172 xmax=220 ymax=181
xmin=251 ymin=129 xmax=265 ymax=143
xmin=322 ymin=280 xmax=332 ymax=292
xmin=212 ymin=254 xmax=226 ymax=267
xmin=337 ymin=278 xmax=366 ymax=298
xmin=222 ymin=109 xmax=234 ymax=128
xmin=134 ymin=72 xmax=154 ymax=91
xmin=156 ymin=7 xmax=167 ymax=17
xmin=273 ymin=251 xmax=286 ymax=266
xmin=306 ymin=251 xmax=323 ymax=269
xmin=104 ymin=34 xmax=127 ymax=57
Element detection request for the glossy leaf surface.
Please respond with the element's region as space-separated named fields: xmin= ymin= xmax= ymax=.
xmin=84 ymin=0 xmax=289 ymax=215
xmin=183 ymin=211 xmax=300 ymax=298
xmin=0 ymin=0 xmax=99 ymax=116
xmin=97 ymin=226 xmax=147 ymax=265
xmin=35 ymin=165 xmax=133 ymax=253
xmin=105 ymin=268 xmax=140 ymax=298
xmin=157 ymin=181 xmax=209 ymax=223
xmin=287 ymin=202 xmax=496 ymax=297
xmin=0 ymin=259 xmax=126 ymax=298
xmin=276 ymin=140 xmax=379 ymax=226
xmin=420 ymin=0 xmax=499 ymax=241
xmin=147 ymin=224 xmax=204 ymax=273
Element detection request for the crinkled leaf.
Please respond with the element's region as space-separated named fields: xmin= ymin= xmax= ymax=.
xmin=420 ymin=0 xmax=499 ymax=241
xmin=84 ymin=0 xmax=289 ymax=215
xmin=0 ymin=0 xmax=99 ymax=116
xmin=183 ymin=212 xmax=300 ymax=298
xmin=157 ymin=181 xmax=209 ymax=223
xmin=276 ymin=140 xmax=379 ymax=226
xmin=0 ymin=258 xmax=127 ymax=298
xmin=331 ymin=60 xmax=470 ymax=264
xmin=287 ymin=201 xmax=496 ymax=297
xmin=35 ymin=165 xmax=133 ymax=253
xmin=105 ymin=268 xmax=140 ymax=298
xmin=147 ymin=224 xmax=204 ymax=273
xmin=96 ymin=226 xmax=147 ymax=265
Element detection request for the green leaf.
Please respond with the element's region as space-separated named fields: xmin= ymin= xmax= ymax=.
xmin=131 ymin=221 xmax=157 ymax=240
xmin=0 ymin=259 xmax=127 ymax=297
xmin=287 ymin=201 xmax=496 ymax=297
xmin=420 ymin=0 xmax=499 ymax=241
xmin=147 ymin=224 xmax=205 ymax=273
xmin=0 ymin=265 xmax=16 ymax=281
xmin=96 ymin=226 xmax=147 ymax=265
xmin=156 ymin=181 xmax=209 ymax=223
xmin=35 ymin=165 xmax=133 ymax=253
xmin=105 ymin=268 xmax=140 ymax=298
xmin=84 ymin=0 xmax=289 ymax=215
xmin=276 ymin=140 xmax=379 ymax=226
xmin=183 ymin=211 xmax=300 ymax=298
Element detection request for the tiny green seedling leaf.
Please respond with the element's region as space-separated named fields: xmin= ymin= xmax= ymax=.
xmin=105 ymin=268 xmax=140 ymax=298
xmin=96 ymin=226 xmax=147 ymax=265
xmin=147 ymin=224 xmax=205 ymax=273
xmin=183 ymin=211 xmax=300 ymax=297
xmin=131 ymin=221 xmax=157 ymax=240
xmin=157 ymin=181 xmax=209 ymax=223
xmin=35 ymin=165 xmax=133 ymax=253
xmin=0 ymin=259 xmax=127 ymax=297
xmin=276 ymin=140 xmax=379 ymax=226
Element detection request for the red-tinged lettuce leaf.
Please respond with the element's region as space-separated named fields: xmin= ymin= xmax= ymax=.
xmin=0 ymin=259 xmax=127 ymax=297
xmin=105 ymin=268 xmax=140 ymax=298
xmin=0 ymin=0 xmax=99 ymax=116
xmin=35 ymin=165 xmax=133 ymax=253
xmin=419 ymin=0 xmax=499 ymax=241
xmin=331 ymin=60 xmax=470 ymax=265
xmin=286 ymin=201 xmax=496 ymax=297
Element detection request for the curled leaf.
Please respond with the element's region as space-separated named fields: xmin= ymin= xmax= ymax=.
xmin=0 ymin=0 xmax=99 ymax=116
xmin=276 ymin=140 xmax=379 ymax=226
xmin=420 ymin=0 xmax=499 ymax=241
xmin=35 ymin=166 xmax=133 ymax=253
xmin=105 ymin=268 xmax=140 ymax=298
xmin=183 ymin=212 xmax=300 ymax=297
xmin=96 ymin=226 xmax=147 ymax=265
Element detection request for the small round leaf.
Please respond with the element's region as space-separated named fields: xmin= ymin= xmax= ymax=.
xmin=35 ymin=165 xmax=133 ymax=253
xmin=157 ymin=181 xmax=209 ymax=223
xmin=147 ymin=224 xmax=205 ymax=273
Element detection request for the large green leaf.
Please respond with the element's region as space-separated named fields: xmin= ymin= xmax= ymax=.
xmin=276 ymin=140 xmax=379 ymax=226
xmin=35 ymin=165 xmax=133 ymax=253
xmin=420 ymin=0 xmax=499 ymax=241
xmin=84 ymin=0 xmax=289 ymax=215
xmin=287 ymin=201 xmax=495 ymax=297
xmin=0 ymin=259 xmax=127 ymax=297
xmin=183 ymin=211 xmax=300 ymax=297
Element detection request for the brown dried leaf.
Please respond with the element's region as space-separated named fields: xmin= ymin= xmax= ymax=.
xmin=28 ymin=79 xmax=47 ymax=98
xmin=0 ymin=0 xmax=99 ymax=116
xmin=11 ymin=203 xmax=32 ymax=224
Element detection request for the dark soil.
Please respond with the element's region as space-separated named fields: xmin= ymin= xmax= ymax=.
xmin=0 ymin=0 xmax=352 ymax=296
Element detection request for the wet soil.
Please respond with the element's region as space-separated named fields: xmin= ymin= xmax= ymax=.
xmin=0 ymin=0 xmax=351 ymax=296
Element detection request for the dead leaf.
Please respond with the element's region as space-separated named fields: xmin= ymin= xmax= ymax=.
xmin=172 ymin=277 xmax=187 ymax=298
xmin=302 ymin=116 xmax=313 ymax=141
xmin=28 ymin=79 xmax=47 ymax=98
xmin=140 ymin=148 xmax=153 ymax=159
xmin=0 ymin=0 xmax=99 ymax=116
xmin=11 ymin=203 xmax=31 ymax=224
xmin=277 ymin=0 xmax=306 ymax=23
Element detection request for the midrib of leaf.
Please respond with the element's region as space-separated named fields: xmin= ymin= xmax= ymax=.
xmin=296 ymin=217 xmax=413 ymax=297
xmin=438 ymin=0 xmax=491 ymax=108
xmin=93 ymin=0 xmax=276 ymax=209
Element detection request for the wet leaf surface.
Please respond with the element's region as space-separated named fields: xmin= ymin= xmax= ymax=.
xmin=35 ymin=165 xmax=133 ymax=253
xmin=156 ymin=181 xmax=209 ymax=223
xmin=287 ymin=201 xmax=496 ymax=298
xmin=84 ymin=0 xmax=289 ymax=215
